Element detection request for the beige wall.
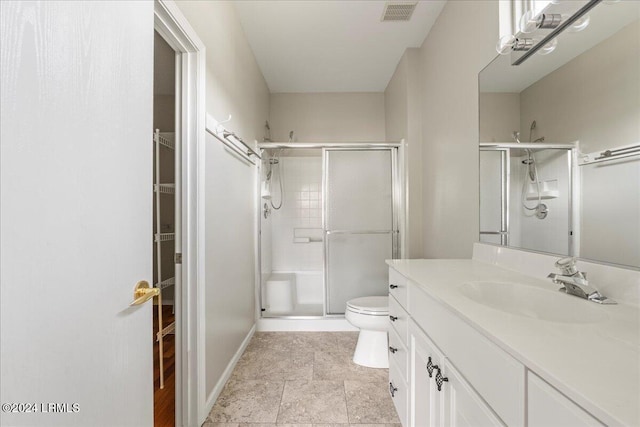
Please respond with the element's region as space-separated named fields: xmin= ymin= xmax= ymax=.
xmin=385 ymin=48 xmax=423 ymax=258
xmin=520 ymin=20 xmax=640 ymax=154
xmin=176 ymin=1 xmax=270 ymax=416
xmin=153 ymin=32 xmax=176 ymax=301
xmin=269 ymin=92 xmax=385 ymax=142
xmin=479 ymin=92 xmax=520 ymax=143
xmin=418 ymin=0 xmax=499 ymax=259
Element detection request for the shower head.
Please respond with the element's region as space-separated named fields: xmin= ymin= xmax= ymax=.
xmin=529 ymin=120 xmax=537 ymax=142
xmin=512 ymin=131 xmax=521 ymax=143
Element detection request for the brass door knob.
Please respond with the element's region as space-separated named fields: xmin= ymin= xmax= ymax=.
xmin=130 ymin=280 xmax=160 ymax=306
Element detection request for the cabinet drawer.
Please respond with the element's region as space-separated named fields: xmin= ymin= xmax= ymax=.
xmin=388 ymin=326 xmax=408 ymax=382
xmin=528 ymin=372 xmax=604 ymax=427
xmin=389 ymin=267 xmax=408 ymax=309
xmin=389 ymin=294 xmax=408 ymax=345
xmin=389 ymin=358 xmax=409 ymax=427
xmin=409 ymin=283 xmax=525 ymax=427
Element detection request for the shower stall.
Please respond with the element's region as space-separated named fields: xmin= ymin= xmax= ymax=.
xmin=479 ymin=142 xmax=576 ymax=255
xmin=258 ymin=143 xmax=402 ymax=319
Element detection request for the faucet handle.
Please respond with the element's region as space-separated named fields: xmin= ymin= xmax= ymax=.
xmin=555 ymin=257 xmax=578 ymax=275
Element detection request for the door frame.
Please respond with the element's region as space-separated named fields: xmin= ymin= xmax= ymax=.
xmin=154 ymin=1 xmax=206 ymax=426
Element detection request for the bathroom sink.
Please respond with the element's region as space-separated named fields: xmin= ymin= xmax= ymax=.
xmin=457 ymin=281 xmax=608 ymax=323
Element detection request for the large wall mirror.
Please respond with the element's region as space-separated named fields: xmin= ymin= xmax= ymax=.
xmin=479 ymin=0 xmax=640 ymax=269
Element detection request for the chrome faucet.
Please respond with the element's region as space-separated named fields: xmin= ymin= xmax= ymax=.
xmin=547 ymin=257 xmax=616 ymax=304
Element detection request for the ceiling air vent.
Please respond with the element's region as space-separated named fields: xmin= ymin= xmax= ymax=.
xmin=381 ymin=2 xmax=418 ymax=22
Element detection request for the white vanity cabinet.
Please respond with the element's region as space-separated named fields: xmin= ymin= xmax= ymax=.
xmin=410 ymin=320 xmax=444 ymax=427
xmin=388 ymin=268 xmax=410 ymax=426
xmin=527 ymin=373 xmax=604 ymax=427
xmin=441 ymin=358 xmax=505 ymax=427
xmin=410 ymin=318 xmax=504 ymax=427
xmin=389 ymin=265 xmax=608 ymax=427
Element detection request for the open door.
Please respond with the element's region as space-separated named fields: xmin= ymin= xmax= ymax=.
xmin=1 ymin=2 xmax=155 ymax=426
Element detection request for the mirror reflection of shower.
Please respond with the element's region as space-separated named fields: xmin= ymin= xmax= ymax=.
xmin=513 ymin=120 xmax=548 ymax=219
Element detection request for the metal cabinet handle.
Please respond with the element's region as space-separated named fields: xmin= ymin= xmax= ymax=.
xmin=389 ymin=382 xmax=398 ymax=397
xmin=389 ymin=346 xmax=398 ymax=354
xmin=390 ymin=284 xmax=398 ymax=289
xmin=435 ymin=367 xmax=449 ymax=391
xmin=389 ymin=315 xmax=398 ymax=322
xmin=426 ymin=357 xmax=436 ymax=378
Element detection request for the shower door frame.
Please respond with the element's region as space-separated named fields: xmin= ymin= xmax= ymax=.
xmin=322 ymin=146 xmax=401 ymax=317
xmin=256 ymin=142 xmax=404 ymax=319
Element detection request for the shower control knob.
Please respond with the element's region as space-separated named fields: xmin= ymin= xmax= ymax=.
xmin=389 ymin=284 xmax=398 ymax=289
xmin=389 ymin=315 xmax=398 ymax=322
xmin=389 ymin=346 xmax=398 ymax=353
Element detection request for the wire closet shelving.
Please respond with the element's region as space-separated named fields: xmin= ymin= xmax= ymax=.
xmin=153 ymin=129 xmax=176 ymax=389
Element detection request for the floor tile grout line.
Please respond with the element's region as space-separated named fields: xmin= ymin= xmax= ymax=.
xmin=343 ymin=379 xmax=351 ymax=424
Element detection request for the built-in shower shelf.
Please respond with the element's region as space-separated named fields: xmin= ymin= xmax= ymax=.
xmin=154 ymin=183 xmax=175 ymax=194
xmin=525 ymin=179 xmax=559 ymax=200
xmin=154 ymin=233 xmax=175 ymax=242
xmin=156 ymin=277 xmax=175 ymax=290
xmin=525 ymin=191 xmax=559 ymax=200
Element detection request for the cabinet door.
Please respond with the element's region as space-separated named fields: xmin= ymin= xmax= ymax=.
xmin=441 ymin=359 xmax=506 ymax=427
xmin=411 ymin=323 xmax=444 ymax=427
xmin=528 ymin=372 xmax=604 ymax=427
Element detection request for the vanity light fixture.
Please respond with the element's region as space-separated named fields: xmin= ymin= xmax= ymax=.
xmin=496 ymin=35 xmax=534 ymax=55
xmin=496 ymin=36 xmax=558 ymax=56
xmin=511 ymin=0 xmax=601 ymax=65
xmin=520 ymin=10 xmax=591 ymax=34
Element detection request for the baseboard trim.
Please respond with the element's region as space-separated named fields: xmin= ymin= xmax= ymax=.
xmin=201 ymin=324 xmax=256 ymax=422
xmin=257 ymin=317 xmax=358 ymax=331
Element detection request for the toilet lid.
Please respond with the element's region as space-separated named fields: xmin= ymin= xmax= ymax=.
xmin=346 ymin=296 xmax=389 ymax=315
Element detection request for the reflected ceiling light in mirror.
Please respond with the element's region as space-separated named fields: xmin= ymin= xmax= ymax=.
xmin=520 ymin=10 xmax=591 ymax=34
xmin=496 ymin=35 xmax=534 ymax=55
xmin=520 ymin=11 xmax=562 ymax=33
xmin=537 ymin=38 xmax=558 ymax=55
xmin=566 ymin=15 xmax=591 ymax=32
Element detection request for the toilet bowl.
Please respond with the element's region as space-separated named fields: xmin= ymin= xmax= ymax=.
xmin=345 ymin=296 xmax=389 ymax=369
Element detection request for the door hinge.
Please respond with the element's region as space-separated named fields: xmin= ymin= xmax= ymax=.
xmin=175 ymin=253 xmax=182 ymax=264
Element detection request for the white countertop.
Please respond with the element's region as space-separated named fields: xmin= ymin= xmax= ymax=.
xmin=387 ymin=258 xmax=640 ymax=426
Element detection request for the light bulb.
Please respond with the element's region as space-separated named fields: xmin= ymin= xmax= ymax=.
xmin=520 ymin=8 xmax=590 ymax=34
xmin=496 ymin=36 xmax=536 ymax=55
xmin=519 ymin=10 xmax=538 ymax=34
xmin=537 ymin=38 xmax=558 ymax=55
xmin=496 ymin=35 xmax=516 ymax=55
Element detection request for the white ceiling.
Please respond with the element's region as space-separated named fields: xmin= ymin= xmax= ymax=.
xmin=234 ymin=1 xmax=446 ymax=93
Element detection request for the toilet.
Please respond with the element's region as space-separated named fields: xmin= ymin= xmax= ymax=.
xmin=345 ymin=296 xmax=389 ymax=369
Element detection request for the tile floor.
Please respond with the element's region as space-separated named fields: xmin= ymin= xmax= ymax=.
xmin=202 ymin=332 xmax=401 ymax=427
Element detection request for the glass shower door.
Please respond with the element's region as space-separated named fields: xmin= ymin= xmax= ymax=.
xmin=324 ymin=149 xmax=396 ymax=315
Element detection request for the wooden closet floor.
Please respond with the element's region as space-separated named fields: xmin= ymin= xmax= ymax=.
xmin=154 ymin=304 xmax=175 ymax=427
